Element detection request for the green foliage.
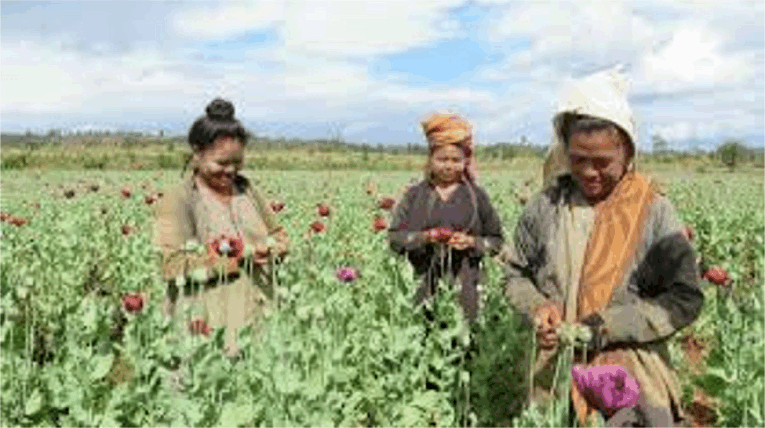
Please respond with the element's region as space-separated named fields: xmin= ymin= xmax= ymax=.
xmin=0 ymin=170 xmax=762 ymax=427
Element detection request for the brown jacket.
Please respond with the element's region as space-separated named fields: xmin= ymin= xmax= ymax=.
xmin=153 ymin=173 xmax=289 ymax=355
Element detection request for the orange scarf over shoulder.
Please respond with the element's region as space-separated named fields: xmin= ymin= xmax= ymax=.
xmin=570 ymin=172 xmax=656 ymax=425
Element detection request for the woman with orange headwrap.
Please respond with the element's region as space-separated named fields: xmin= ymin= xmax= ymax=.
xmin=388 ymin=112 xmax=504 ymax=328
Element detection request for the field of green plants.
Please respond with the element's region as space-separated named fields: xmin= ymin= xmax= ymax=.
xmin=1 ymin=168 xmax=763 ymax=427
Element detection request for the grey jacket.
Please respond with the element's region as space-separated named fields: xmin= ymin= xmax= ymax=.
xmin=503 ymin=175 xmax=703 ymax=351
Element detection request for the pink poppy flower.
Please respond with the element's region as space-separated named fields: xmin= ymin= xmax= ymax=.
xmin=571 ymin=364 xmax=640 ymax=416
xmin=336 ymin=267 xmax=359 ymax=283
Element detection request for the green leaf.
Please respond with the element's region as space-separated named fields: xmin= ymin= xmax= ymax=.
xmin=219 ymin=401 xmax=255 ymax=427
xmin=25 ymin=388 xmax=43 ymax=416
xmin=91 ymin=352 xmax=115 ymax=381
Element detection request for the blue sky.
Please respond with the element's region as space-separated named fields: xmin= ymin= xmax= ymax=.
xmin=2 ymin=0 xmax=763 ymax=151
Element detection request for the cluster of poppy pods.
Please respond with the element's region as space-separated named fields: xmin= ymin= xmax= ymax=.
xmin=1 ymin=212 xmax=28 ymax=227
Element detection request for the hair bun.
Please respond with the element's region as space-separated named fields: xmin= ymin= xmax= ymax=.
xmin=206 ymin=98 xmax=235 ymax=121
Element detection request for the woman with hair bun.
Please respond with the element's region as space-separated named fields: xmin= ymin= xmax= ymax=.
xmin=154 ymin=98 xmax=289 ymax=359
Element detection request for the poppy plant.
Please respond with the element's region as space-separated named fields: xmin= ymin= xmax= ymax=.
xmin=336 ymin=267 xmax=359 ymax=283
xmin=9 ymin=217 xmax=28 ymax=227
xmin=310 ymin=221 xmax=326 ymax=234
xmin=428 ymin=227 xmax=454 ymax=243
xmin=210 ymin=235 xmax=245 ymax=259
xmin=373 ymin=216 xmax=387 ymax=232
xmin=121 ymin=224 xmax=133 ymax=236
xmin=0 ymin=212 xmax=9 ymax=222
xmin=122 ymin=293 xmax=144 ymax=314
xmin=270 ymin=201 xmax=286 ymax=213
xmin=377 ymin=196 xmax=396 ymax=210
xmin=64 ymin=189 xmax=76 ymax=199
xmin=121 ymin=187 xmax=132 ymax=199
xmin=571 ymin=364 xmax=640 ymax=417
xmin=188 ymin=318 xmax=211 ymax=336
xmin=683 ymin=224 xmax=695 ymax=242
xmin=317 ymin=203 xmax=331 ymax=217
xmin=144 ymin=195 xmax=156 ymax=205
xmin=702 ymin=267 xmax=730 ymax=286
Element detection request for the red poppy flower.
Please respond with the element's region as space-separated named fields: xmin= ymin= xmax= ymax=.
xmin=121 ymin=224 xmax=133 ymax=236
xmin=156 ymin=192 xmax=164 ymax=199
xmin=121 ymin=187 xmax=132 ymax=199
xmin=270 ymin=201 xmax=285 ymax=213
xmin=310 ymin=221 xmax=326 ymax=233
xmin=188 ymin=318 xmax=211 ymax=336
xmin=64 ymin=189 xmax=76 ymax=199
xmin=683 ymin=224 xmax=695 ymax=242
xmin=0 ymin=212 xmax=9 ymax=222
xmin=211 ymin=235 xmax=245 ymax=258
xmin=122 ymin=293 xmax=144 ymax=314
xmin=9 ymin=217 xmax=28 ymax=227
xmin=373 ymin=216 xmax=387 ymax=232
xmin=317 ymin=204 xmax=330 ymax=217
xmin=429 ymin=227 xmax=453 ymax=243
xmin=377 ymin=196 xmax=396 ymax=210
xmin=703 ymin=267 xmax=730 ymax=286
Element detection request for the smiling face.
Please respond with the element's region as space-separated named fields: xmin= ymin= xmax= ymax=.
xmin=429 ymin=144 xmax=466 ymax=185
xmin=567 ymin=129 xmax=630 ymax=204
xmin=193 ymin=135 xmax=245 ymax=194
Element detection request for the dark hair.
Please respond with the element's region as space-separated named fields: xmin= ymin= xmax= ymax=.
xmin=188 ymin=98 xmax=249 ymax=152
xmin=182 ymin=98 xmax=250 ymax=175
xmin=560 ymin=113 xmax=634 ymax=159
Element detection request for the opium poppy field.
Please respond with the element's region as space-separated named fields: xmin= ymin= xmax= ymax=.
xmin=1 ymin=169 xmax=763 ymax=427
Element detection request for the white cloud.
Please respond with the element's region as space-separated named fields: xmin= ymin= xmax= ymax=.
xmin=170 ymin=2 xmax=286 ymax=40
xmin=171 ymin=0 xmax=464 ymax=56
xmin=633 ymin=24 xmax=757 ymax=94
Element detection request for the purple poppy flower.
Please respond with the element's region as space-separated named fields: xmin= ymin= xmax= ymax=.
xmin=336 ymin=267 xmax=359 ymax=283
xmin=571 ymin=365 xmax=640 ymax=416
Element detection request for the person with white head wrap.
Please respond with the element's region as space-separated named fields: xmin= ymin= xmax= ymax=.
xmin=543 ymin=65 xmax=637 ymax=188
xmin=504 ymin=67 xmax=703 ymax=427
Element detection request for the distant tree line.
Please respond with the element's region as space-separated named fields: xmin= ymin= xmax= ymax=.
xmin=1 ymin=130 xmax=762 ymax=168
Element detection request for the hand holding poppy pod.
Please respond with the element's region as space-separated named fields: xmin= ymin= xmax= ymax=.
xmin=447 ymin=231 xmax=476 ymax=250
xmin=206 ymin=235 xmax=245 ymax=276
xmin=425 ymin=227 xmax=454 ymax=244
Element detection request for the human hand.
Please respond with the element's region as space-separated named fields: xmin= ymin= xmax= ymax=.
xmin=534 ymin=300 xmax=563 ymax=349
xmin=207 ymin=235 xmax=244 ymax=275
xmin=425 ymin=227 xmax=453 ymax=244
xmin=447 ymin=231 xmax=476 ymax=250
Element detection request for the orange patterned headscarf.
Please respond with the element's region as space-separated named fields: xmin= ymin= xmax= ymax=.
xmin=421 ymin=112 xmax=477 ymax=181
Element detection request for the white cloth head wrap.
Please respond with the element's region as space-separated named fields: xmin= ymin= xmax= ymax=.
xmin=543 ymin=65 xmax=637 ymax=188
